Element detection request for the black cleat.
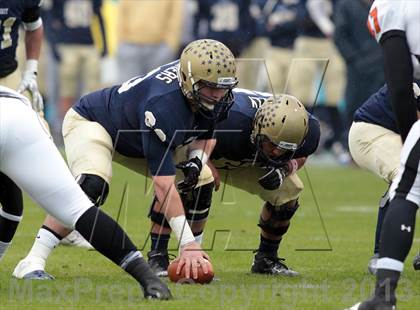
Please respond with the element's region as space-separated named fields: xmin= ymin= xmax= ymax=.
xmin=142 ymin=279 xmax=172 ymax=300
xmin=251 ymin=253 xmax=299 ymax=276
xmin=345 ymin=294 xmax=396 ymax=310
xmin=147 ymin=250 xmax=170 ymax=277
xmin=413 ymin=252 xmax=420 ymax=271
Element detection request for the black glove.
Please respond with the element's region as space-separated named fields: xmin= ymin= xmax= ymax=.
xmin=176 ymin=156 xmax=202 ymax=192
xmin=258 ymin=166 xmax=288 ymax=190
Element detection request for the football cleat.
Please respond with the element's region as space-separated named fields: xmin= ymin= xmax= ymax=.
xmin=147 ymin=250 xmax=170 ymax=277
xmin=251 ymin=253 xmax=299 ymax=276
xmin=367 ymin=253 xmax=379 ymax=275
xmin=13 ymin=258 xmax=53 ymax=280
xmin=345 ymin=295 xmax=396 ymax=310
xmin=142 ymin=279 xmax=172 ymax=300
xmin=413 ymin=252 xmax=420 ymax=270
xmin=60 ymin=231 xmax=93 ymax=249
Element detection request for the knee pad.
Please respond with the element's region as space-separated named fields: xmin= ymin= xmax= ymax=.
xmin=258 ymin=200 xmax=300 ymax=236
xmin=0 ymin=172 xmax=23 ymax=216
xmin=181 ymin=182 xmax=214 ymax=222
xmin=76 ymin=174 xmax=109 ymax=206
xmin=148 ymin=197 xmax=171 ymax=228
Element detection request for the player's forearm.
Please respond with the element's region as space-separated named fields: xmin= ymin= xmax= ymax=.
xmin=381 ymin=32 xmax=417 ymax=141
xmin=25 ymin=26 xmax=43 ymax=61
xmin=153 ymin=176 xmax=195 ymax=246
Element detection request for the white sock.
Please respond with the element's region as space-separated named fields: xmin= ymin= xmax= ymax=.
xmin=25 ymin=228 xmax=60 ymax=266
xmin=194 ymin=233 xmax=204 ymax=245
xmin=0 ymin=240 xmax=11 ymax=261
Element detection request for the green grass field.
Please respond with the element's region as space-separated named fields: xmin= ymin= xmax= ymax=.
xmin=1 ymin=164 xmax=419 ymax=309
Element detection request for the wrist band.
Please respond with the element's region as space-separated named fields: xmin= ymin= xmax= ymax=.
xmin=169 ymin=215 xmax=195 ymax=247
xmin=189 ymin=149 xmax=208 ymax=165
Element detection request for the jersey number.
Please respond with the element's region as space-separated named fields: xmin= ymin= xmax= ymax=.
xmin=0 ymin=17 xmax=16 ymax=49
xmin=367 ymin=7 xmax=381 ymax=36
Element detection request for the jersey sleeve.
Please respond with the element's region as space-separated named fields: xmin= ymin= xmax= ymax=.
xmin=367 ymin=1 xmax=405 ymax=43
xmin=22 ymin=0 xmax=42 ymax=30
xmin=140 ymin=104 xmax=180 ymax=176
xmin=141 ymin=116 xmax=176 ymax=176
xmin=293 ymin=115 xmax=320 ymax=158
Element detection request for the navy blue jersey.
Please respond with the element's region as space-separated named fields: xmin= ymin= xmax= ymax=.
xmin=212 ymin=89 xmax=320 ymax=165
xmin=194 ymin=0 xmax=255 ymax=56
xmin=0 ymin=0 xmax=42 ymax=77
xmin=266 ymin=0 xmax=299 ymax=48
xmin=354 ymin=82 xmax=420 ymax=134
xmin=73 ymin=61 xmax=215 ymax=176
xmin=42 ymin=0 xmax=101 ymax=45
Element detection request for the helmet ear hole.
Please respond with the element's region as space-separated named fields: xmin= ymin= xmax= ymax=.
xmin=181 ymin=71 xmax=187 ymax=82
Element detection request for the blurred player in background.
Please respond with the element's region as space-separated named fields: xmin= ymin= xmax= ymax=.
xmin=263 ymin=0 xmax=299 ymax=95
xmin=116 ymin=0 xmax=183 ymax=83
xmin=0 ymin=86 xmax=171 ymax=299
xmin=42 ymin=0 xmax=107 ymax=127
xmin=288 ymin=0 xmax=349 ymax=164
xmin=147 ymin=90 xmax=320 ymax=277
xmin=0 ymin=0 xmax=46 ymax=264
xmin=333 ymin=0 xmax=384 ymax=143
xmin=193 ymin=0 xmax=258 ymax=89
xmin=347 ymin=0 xmax=420 ymax=309
xmin=12 ymin=39 xmax=238 ymax=281
xmin=349 ymin=82 xmax=420 ymax=275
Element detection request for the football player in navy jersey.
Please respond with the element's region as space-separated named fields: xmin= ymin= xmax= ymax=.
xmin=12 ymin=39 xmax=238 ymax=281
xmin=0 ymin=0 xmax=47 ymax=277
xmin=347 ymin=0 xmax=420 ymax=309
xmin=349 ymin=82 xmax=420 ymax=275
xmin=147 ymin=89 xmax=320 ymax=277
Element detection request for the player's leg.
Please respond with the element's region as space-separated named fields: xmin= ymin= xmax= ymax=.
xmin=368 ymin=188 xmax=390 ymax=275
xmin=348 ymin=121 xmax=402 ymax=275
xmin=144 ymin=150 xmax=215 ymax=276
xmin=1 ymin=100 xmax=171 ymax=299
xmin=13 ymin=108 xmax=113 ymax=278
xmin=147 ymin=179 xmax=214 ymax=276
xmin=251 ymin=199 xmax=299 ymax=276
xmin=352 ymin=121 xmax=420 ymax=309
xmin=0 ymin=173 xmax=23 ymax=261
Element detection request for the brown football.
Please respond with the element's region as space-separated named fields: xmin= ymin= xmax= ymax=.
xmin=167 ymin=259 xmax=214 ymax=284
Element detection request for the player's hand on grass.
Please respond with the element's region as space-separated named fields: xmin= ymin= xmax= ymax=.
xmin=176 ymin=241 xmax=210 ymax=279
xmin=176 ymin=157 xmax=202 ymax=192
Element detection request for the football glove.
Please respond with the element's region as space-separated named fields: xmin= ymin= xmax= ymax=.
xmin=258 ymin=166 xmax=288 ymax=191
xmin=18 ymin=67 xmax=43 ymax=112
xmin=176 ymin=156 xmax=202 ymax=192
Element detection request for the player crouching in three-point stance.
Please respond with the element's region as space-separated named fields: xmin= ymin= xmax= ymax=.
xmin=147 ymin=90 xmax=320 ymax=277
xmin=346 ymin=0 xmax=420 ymax=309
xmin=0 ymin=87 xmax=171 ymax=299
xmin=12 ymin=39 xmax=238 ymax=281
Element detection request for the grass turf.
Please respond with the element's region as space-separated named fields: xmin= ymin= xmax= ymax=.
xmin=1 ymin=164 xmax=419 ymax=309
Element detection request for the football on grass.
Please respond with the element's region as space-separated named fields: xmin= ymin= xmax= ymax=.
xmin=167 ymin=259 xmax=214 ymax=284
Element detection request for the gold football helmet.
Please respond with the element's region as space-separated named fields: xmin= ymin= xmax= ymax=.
xmin=179 ymin=39 xmax=238 ymax=120
xmin=251 ymin=94 xmax=309 ymax=165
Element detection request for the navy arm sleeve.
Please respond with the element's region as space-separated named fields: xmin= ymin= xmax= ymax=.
xmin=380 ymin=30 xmax=417 ymax=141
xmin=141 ymin=129 xmax=176 ymax=176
